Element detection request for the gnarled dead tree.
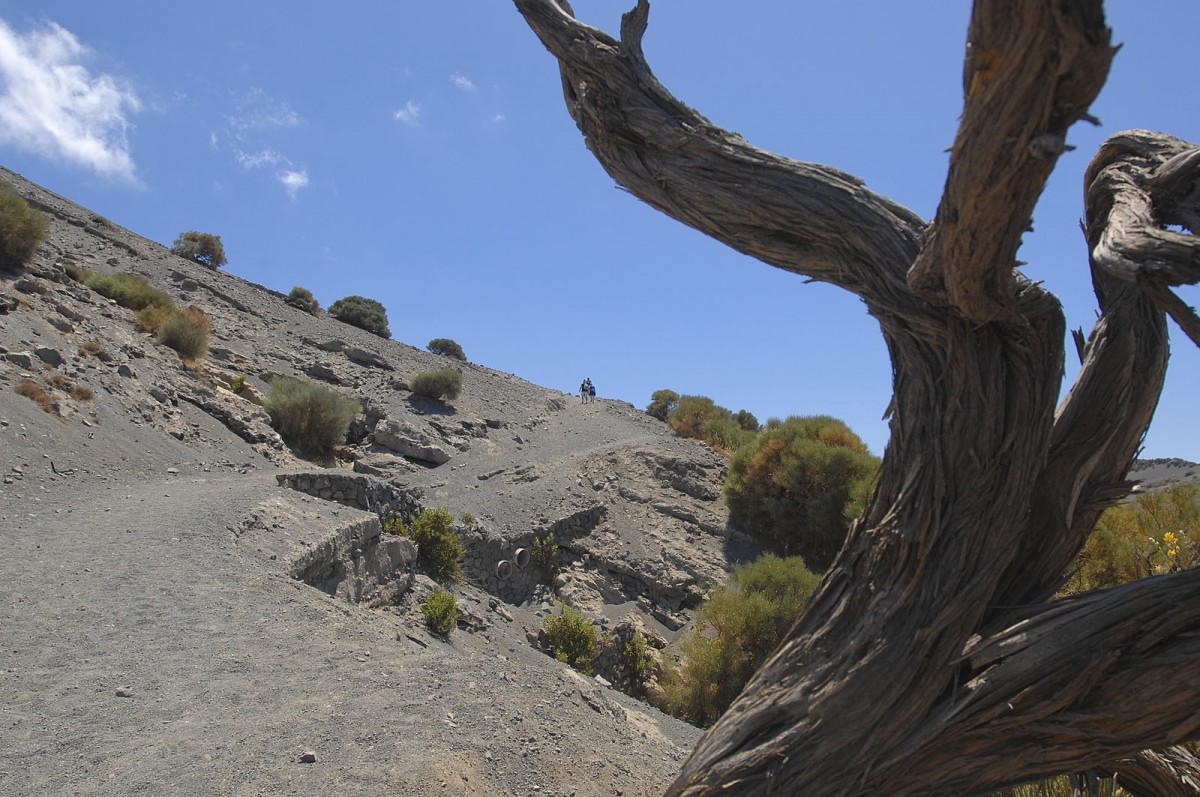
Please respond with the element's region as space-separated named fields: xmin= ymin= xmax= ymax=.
xmin=513 ymin=1 xmax=1200 ymax=795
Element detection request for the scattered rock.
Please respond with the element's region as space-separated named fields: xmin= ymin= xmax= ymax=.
xmin=34 ymin=347 xmax=64 ymax=367
xmin=5 ymin=351 xmax=34 ymax=369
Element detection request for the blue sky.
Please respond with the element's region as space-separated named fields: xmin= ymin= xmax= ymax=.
xmin=1 ymin=2 xmax=1196 ymax=459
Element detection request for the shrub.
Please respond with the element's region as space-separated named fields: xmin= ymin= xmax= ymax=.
xmin=544 ymin=605 xmax=599 ymax=675
xmin=1003 ymin=776 xmax=1128 ymax=796
xmin=401 ymin=507 xmax=465 ymax=581
xmin=328 ymin=295 xmax=390 ymax=338
xmin=156 ymin=308 xmax=211 ymax=359
xmin=82 ymin=272 xmax=174 ymax=313
xmin=421 ymin=588 xmax=459 ymax=635
xmin=15 ymin=378 xmax=57 ymax=415
xmin=410 ymin=368 xmax=462 ymax=402
xmin=646 ymin=389 xmax=679 ymax=422
xmin=532 ymin=532 xmax=558 ymax=573
xmin=668 ymin=395 xmax=724 ymax=439
xmin=230 ymin=375 xmax=246 ymax=393
xmin=724 ymin=415 xmax=880 ymax=571
xmin=427 ymin=338 xmax=467 ymax=361
xmin=171 ymin=231 xmax=227 ymax=269
xmin=1064 ymin=483 xmax=1200 ymax=594
xmin=63 ymin=262 xmax=87 ymax=282
xmin=286 ymin=286 xmax=320 ymax=315
xmin=623 ymin=630 xmax=654 ymax=685
xmin=658 ymin=555 xmax=820 ymax=726
xmin=700 ymin=415 xmax=756 ymax=453
xmin=734 ymin=409 xmax=760 ymax=432
xmin=136 ymin=304 xmax=173 ymax=333
xmin=0 ymin=184 xmax=49 ymax=271
xmin=264 ymin=377 xmax=361 ymax=457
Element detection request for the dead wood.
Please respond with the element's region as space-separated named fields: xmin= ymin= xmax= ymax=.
xmin=513 ymin=0 xmax=1200 ymax=794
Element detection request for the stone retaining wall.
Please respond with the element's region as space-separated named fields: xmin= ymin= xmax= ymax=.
xmin=461 ymin=504 xmax=606 ymax=603
xmin=277 ymin=472 xmax=422 ymax=519
xmin=278 ymin=471 xmax=605 ymax=604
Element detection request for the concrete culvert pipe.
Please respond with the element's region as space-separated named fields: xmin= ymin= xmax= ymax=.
xmin=513 ymin=548 xmax=530 ymax=569
xmin=495 ymin=560 xmax=512 ymax=579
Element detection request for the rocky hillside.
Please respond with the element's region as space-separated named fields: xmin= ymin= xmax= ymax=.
xmin=0 ymin=165 xmax=758 ymax=796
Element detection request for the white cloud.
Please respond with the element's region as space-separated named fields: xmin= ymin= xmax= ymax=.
xmin=491 ymin=113 xmax=506 ymax=124
xmin=393 ymin=100 xmax=421 ymax=126
xmin=227 ymin=87 xmax=300 ymax=136
xmin=277 ymin=169 xmax=308 ymax=199
xmin=0 ymin=19 xmax=141 ymax=183
xmin=234 ymin=147 xmax=284 ymax=169
xmin=450 ymin=73 xmax=476 ymax=92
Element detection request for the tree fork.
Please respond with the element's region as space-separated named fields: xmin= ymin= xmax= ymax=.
xmin=513 ymin=0 xmax=1200 ymax=794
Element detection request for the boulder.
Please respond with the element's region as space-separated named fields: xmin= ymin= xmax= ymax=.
xmin=373 ymin=420 xmax=451 ymax=465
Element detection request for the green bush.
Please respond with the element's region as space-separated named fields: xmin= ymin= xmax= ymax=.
xmin=328 ymin=295 xmax=390 ymax=338
xmin=658 ymin=555 xmax=820 ymax=726
xmin=532 ymin=532 xmax=557 ymax=573
xmin=623 ymin=630 xmax=654 ymax=687
xmin=402 ymin=507 xmax=465 ymax=581
xmin=264 ymin=377 xmax=361 ymax=457
xmin=734 ymin=409 xmax=760 ymax=432
xmin=724 ymin=415 xmax=879 ymax=571
xmin=664 ymin=394 xmax=759 ymax=453
xmin=286 ymin=286 xmax=320 ymax=315
xmin=1065 ymin=483 xmax=1200 ymax=594
xmin=646 ymin=389 xmax=679 ymax=422
xmin=668 ymin=395 xmax=725 ymax=439
xmin=700 ymin=415 xmax=756 ymax=453
xmin=421 ymin=588 xmax=459 ymax=635
xmin=82 ymin=272 xmax=174 ymax=312
xmin=156 ymin=308 xmax=211 ymax=359
xmin=171 ymin=231 xmax=227 ymax=269
xmin=544 ymin=605 xmax=599 ymax=675
xmin=427 ymin=338 xmax=467 ymax=361
xmin=410 ymin=368 xmax=462 ymax=402
xmin=0 ymin=184 xmax=49 ymax=271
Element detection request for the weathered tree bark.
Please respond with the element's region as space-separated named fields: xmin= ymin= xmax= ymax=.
xmin=512 ymin=0 xmax=1200 ymax=794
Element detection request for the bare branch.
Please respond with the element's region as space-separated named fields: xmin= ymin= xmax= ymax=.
xmin=907 ymin=0 xmax=1115 ymax=323
xmin=1111 ymin=748 xmax=1200 ymax=796
xmin=1089 ymin=131 xmax=1200 ymax=288
xmin=513 ymin=0 xmax=924 ymax=312
xmin=1141 ymin=280 xmax=1200 ymax=349
xmin=512 ymin=2 xmax=1200 ymax=796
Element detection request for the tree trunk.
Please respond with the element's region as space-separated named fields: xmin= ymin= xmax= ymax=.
xmin=512 ymin=1 xmax=1200 ymax=794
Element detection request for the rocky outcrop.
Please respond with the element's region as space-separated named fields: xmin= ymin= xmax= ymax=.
xmin=288 ymin=515 xmax=418 ymax=606
xmin=374 ymin=419 xmax=452 ymax=465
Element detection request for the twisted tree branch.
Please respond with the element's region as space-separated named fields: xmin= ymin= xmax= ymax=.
xmin=907 ymin=0 xmax=1115 ymax=323
xmin=511 ymin=1 xmax=1200 ymax=795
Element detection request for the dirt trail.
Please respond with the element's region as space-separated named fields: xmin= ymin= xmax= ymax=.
xmin=1 ymin=473 xmax=695 ymax=796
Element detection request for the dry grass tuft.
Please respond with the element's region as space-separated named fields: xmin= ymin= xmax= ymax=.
xmin=15 ymin=378 xmax=59 ymax=415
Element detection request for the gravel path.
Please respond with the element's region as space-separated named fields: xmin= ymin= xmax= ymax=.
xmin=2 ymin=471 xmax=698 ymax=796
